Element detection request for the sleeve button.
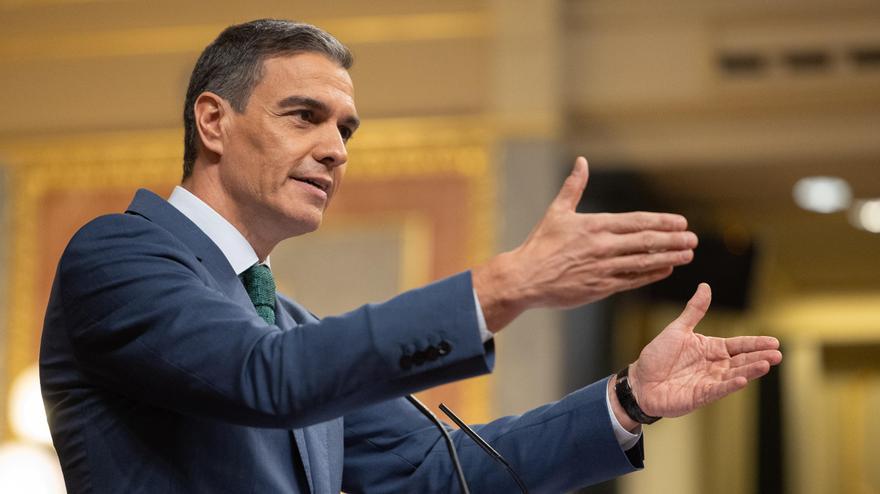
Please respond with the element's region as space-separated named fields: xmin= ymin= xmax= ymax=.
xmin=437 ymin=341 xmax=452 ymax=355
xmin=399 ymin=355 xmax=413 ymax=370
xmin=412 ymin=350 xmax=427 ymax=366
xmin=426 ymin=346 xmax=440 ymax=360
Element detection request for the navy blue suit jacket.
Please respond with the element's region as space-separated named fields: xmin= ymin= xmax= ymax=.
xmin=41 ymin=189 xmax=641 ymax=493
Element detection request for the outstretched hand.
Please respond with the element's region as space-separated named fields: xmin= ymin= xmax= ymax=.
xmin=628 ymin=283 xmax=782 ymax=418
xmin=473 ymin=156 xmax=698 ymax=332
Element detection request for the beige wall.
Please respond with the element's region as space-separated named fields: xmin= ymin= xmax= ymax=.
xmin=0 ymin=1 xmax=493 ymax=134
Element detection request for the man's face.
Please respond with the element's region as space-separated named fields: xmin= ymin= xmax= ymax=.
xmin=218 ymin=52 xmax=359 ymax=240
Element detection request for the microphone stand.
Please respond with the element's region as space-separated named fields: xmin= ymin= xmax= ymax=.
xmin=440 ymin=403 xmax=530 ymax=494
xmin=406 ymin=395 xmax=471 ymax=494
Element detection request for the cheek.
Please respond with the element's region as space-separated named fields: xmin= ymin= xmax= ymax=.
xmin=329 ymin=165 xmax=347 ymax=199
xmin=225 ymin=134 xmax=267 ymax=190
xmin=257 ymin=155 xmax=294 ymax=193
xmin=220 ymin=155 xmax=253 ymax=192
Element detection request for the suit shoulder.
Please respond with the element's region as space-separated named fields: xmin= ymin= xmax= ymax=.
xmin=70 ymin=212 xmax=159 ymax=240
xmin=61 ymin=212 xmax=187 ymax=271
xmin=67 ymin=212 xmax=179 ymax=249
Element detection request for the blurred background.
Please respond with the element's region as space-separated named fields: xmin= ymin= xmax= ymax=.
xmin=0 ymin=0 xmax=878 ymax=493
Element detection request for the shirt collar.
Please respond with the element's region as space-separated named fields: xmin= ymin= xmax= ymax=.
xmin=167 ymin=186 xmax=266 ymax=275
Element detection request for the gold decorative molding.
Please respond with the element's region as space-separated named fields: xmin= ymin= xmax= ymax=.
xmin=0 ymin=12 xmax=491 ymax=63
xmin=0 ymin=115 xmax=497 ymax=431
xmin=398 ymin=213 xmax=432 ymax=292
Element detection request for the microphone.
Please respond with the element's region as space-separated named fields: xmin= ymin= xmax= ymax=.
xmin=439 ymin=403 xmax=530 ymax=494
xmin=405 ymin=395 xmax=471 ymax=494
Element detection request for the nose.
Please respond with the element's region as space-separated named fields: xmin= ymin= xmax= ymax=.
xmin=313 ymin=123 xmax=348 ymax=169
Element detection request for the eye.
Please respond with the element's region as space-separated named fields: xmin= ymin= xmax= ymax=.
xmin=339 ymin=126 xmax=353 ymax=142
xmin=294 ymin=110 xmax=314 ymax=122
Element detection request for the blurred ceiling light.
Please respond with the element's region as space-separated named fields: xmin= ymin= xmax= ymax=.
xmin=9 ymin=365 xmax=52 ymax=445
xmin=0 ymin=443 xmax=65 ymax=494
xmin=849 ymin=199 xmax=880 ymax=233
xmin=792 ymin=176 xmax=852 ymax=213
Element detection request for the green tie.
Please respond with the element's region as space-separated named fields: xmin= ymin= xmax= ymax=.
xmin=240 ymin=263 xmax=276 ymax=325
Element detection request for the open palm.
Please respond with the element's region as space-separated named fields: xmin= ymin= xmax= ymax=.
xmin=630 ymin=283 xmax=782 ymax=418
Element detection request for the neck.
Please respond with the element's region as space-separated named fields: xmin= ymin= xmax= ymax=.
xmin=181 ymin=174 xmax=277 ymax=261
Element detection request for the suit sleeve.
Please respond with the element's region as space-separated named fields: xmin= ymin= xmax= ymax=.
xmin=54 ymin=214 xmax=493 ymax=428
xmin=342 ymin=377 xmax=643 ymax=494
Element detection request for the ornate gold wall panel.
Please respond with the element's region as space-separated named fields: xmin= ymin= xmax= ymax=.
xmin=0 ymin=115 xmax=496 ymax=436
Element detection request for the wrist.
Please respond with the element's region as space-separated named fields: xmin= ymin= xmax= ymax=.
xmin=613 ymin=364 xmax=661 ymax=426
xmin=472 ymin=251 xmax=530 ymax=332
xmin=608 ymin=373 xmax=641 ymax=432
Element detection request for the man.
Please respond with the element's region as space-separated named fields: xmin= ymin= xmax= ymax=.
xmin=40 ymin=19 xmax=782 ymax=493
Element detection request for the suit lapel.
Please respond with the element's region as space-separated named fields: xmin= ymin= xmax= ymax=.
xmin=125 ymin=189 xmax=254 ymax=310
xmin=127 ymin=189 xmax=332 ymax=493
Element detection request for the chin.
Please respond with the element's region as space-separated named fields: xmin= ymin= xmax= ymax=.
xmin=280 ymin=212 xmax=323 ymax=238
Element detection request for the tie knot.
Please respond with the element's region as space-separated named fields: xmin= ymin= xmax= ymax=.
xmin=241 ymin=263 xmax=276 ymax=325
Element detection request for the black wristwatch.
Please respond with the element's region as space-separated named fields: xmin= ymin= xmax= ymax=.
xmin=614 ymin=366 xmax=661 ymax=425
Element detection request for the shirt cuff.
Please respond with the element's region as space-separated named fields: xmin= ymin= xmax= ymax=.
xmin=605 ymin=382 xmax=642 ymax=450
xmin=473 ymin=289 xmax=493 ymax=343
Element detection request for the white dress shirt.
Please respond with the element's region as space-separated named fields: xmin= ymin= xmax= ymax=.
xmin=167 ymin=185 xmax=640 ymax=450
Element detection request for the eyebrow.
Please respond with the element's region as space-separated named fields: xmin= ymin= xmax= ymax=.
xmin=277 ymin=95 xmax=360 ymax=131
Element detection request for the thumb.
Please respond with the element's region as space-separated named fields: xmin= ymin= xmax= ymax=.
xmin=551 ymin=156 xmax=589 ymax=211
xmin=674 ymin=283 xmax=712 ymax=331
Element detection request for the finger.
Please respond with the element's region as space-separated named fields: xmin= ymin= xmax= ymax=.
xmin=701 ymin=376 xmax=748 ymax=406
xmin=604 ymin=230 xmax=698 ymax=257
xmin=725 ymin=335 xmax=780 ymax=355
xmin=729 ymin=349 xmax=783 ymax=368
xmin=674 ymin=283 xmax=712 ymax=330
xmin=604 ymin=249 xmax=693 ymax=275
xmin=723 ymin=360 xmax=772 ymax=382
xmin=613 ymin=266 xmax=674 ymax=291
xmin=551 ymin=157 xmax=589 ymax=212
xmin=593 ymin=211 xmax=689 ymax=234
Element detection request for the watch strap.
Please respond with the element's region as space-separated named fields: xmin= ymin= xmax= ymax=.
xmin=614 ymin=366 xmax=661 ymax=425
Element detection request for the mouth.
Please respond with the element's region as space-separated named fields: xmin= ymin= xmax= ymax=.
xmin=292 ymin=176 xmax=330 ymax=193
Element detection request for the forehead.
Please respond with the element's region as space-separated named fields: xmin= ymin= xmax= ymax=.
xmin=253 ymin=52 xmax=355 ymax=108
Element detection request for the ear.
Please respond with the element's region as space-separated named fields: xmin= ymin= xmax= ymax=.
xmin=194 ymin=91 xmax=228 ymax=160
